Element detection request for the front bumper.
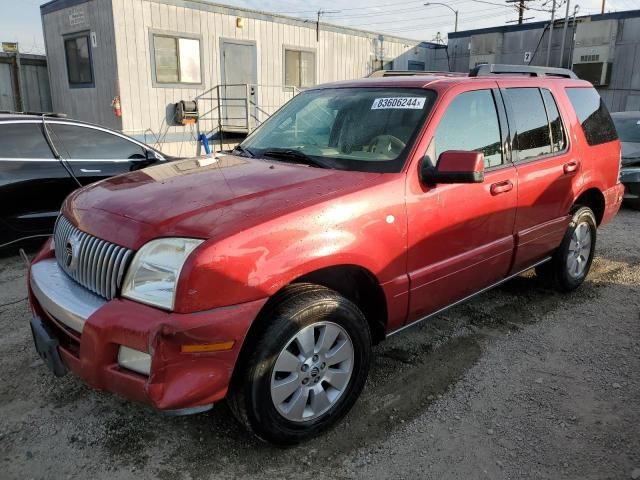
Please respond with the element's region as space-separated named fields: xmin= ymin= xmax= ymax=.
xmin=28 ymin=253 xmax=267 ymax=412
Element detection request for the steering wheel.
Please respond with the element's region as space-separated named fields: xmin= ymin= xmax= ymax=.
xmin=368 ymin=134 xmax=406 ymax=155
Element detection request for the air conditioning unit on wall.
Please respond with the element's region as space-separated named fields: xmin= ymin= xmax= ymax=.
xmin=571 ymin=19 xmax=617 ymax=87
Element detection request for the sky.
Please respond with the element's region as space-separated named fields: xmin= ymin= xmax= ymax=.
xmin=2 ymin=0 xmax=638 ymax=55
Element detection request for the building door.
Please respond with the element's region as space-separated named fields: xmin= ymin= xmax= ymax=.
xmin=220 ymin=40 xmax=257 ymax=132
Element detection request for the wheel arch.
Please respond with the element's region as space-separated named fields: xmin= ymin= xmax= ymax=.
xmin=229 ymin=264 xmax=388 ymax=395
xmin=573 ymin=187 xmax=605 ymax=225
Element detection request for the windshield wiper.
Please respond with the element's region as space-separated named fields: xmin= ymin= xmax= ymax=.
xmin=262 ymin=148 xmax=328 ymax=168
xmin=232 ymin=144 xmax=254 ymax=157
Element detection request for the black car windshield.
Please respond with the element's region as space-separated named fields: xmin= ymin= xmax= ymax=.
xmin=240 ymin=87 xmax=436 ymax=173
xmin=613 ymin=116 xmax=640 ymax=143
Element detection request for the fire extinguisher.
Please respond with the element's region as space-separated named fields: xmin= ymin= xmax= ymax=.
xmin=111 ymin=96 xmax=122 ymax=117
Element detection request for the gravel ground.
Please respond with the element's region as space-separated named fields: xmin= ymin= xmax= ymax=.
xmin=1 ymin=209 xmax=639 ymax=480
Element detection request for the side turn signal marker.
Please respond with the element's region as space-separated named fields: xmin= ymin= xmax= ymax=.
xmin=181 ymin=341 xmax=235 ymax=353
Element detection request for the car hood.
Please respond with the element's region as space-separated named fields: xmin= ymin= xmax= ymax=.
xmin=63 ymin=154 xmax=381 ymax=249
xmin=621 ymin=142 xmax=640 ymax=167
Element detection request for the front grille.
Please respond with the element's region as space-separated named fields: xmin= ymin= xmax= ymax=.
xmin=54 ymin=216 xmax=133 ymax=300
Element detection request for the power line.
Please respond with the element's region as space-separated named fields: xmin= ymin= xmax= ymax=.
xmin=344 ymin=5 xmax=508 ymax=28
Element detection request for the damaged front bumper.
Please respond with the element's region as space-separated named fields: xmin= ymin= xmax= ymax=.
xmin=27 ymin=246 xmax=267 ymax=414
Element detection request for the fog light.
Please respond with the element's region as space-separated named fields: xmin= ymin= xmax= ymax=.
xmin=117 ymin=346 xmax=151 ymax=376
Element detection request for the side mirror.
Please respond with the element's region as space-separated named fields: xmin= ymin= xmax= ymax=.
xmin=419 ymin=150 xmax=485 ymax=186
xmin=145 ymin=149 xmax=161 ymax=161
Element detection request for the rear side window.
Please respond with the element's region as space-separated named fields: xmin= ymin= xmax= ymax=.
xmin=566 ymin=87 xmax=618 ymax=146
xmin=0 ymin=123 xmax=53 ymax=158
xmin=541 ymin=89 xmax=567 ymax=153
xmin=504 ymin=88 xmax=552 ymax=161
xmin=433 ymin=89 xmax=503 ymax=168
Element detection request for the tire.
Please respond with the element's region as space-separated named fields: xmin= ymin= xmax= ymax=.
xmin=536 ymin=206 xmax=597 ymax=292
xmin=227 ymin=284 xmax=372 ymax=446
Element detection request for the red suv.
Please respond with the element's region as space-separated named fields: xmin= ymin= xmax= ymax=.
xmin=28 ymin=65 xmax=623 ymax=445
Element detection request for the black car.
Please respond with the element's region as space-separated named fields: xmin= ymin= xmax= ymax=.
xmin=0 ymin=113 xmax=169 ymax=248
xmin=611 ymin=111 xmax=640 ymax=210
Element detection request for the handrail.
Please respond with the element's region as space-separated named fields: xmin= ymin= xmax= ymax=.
xmin=194 ymin=82 xmax=301 ymax=154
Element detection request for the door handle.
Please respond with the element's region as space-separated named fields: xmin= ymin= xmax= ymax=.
xmin=80 ymin=168 xmax=102 ymax=173
xmin=490 ymin=180 xmax=514 ymax=195
xmin=563 ymin=160 xmax=580 ymax=174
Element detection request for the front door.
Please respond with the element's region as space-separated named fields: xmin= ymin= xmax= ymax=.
xmin=405 ymin=86 xmax=518 ymax=322
xmin=220 ymin=40 xmax=257 ymax=132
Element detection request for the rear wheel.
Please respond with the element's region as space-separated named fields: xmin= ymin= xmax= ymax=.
xmin=536 ymin=206 xmax=597 ymax=292
xmin=227 ymin=284 xmax=371 ymax=445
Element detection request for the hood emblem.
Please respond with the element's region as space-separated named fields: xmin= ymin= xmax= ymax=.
xmin=64 ymin=233 xmax=81 ymax=270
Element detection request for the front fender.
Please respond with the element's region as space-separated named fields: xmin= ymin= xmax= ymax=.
xmin=174 ymin=181 xmax=408 ymax=313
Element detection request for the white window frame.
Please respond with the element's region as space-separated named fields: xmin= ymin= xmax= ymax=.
xmin=149 ymin=29 xmax=204 ymax=89
xmin=283 ymin=46 xmax=317 ymax=89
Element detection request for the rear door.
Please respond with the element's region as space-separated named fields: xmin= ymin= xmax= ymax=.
xmin=500 ymin=83 xmax=579 ymax=272
xmin=0 ymin=121 xmax=75 ymax=240
xmin=405 ymin=85 xmax=518 ymax=321
xmin=47 ymin=122 xmax=153 ymax=185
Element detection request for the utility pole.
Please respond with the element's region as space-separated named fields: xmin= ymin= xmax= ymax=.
xmin=545 ymin=0 xmax=557 ymax=66
xmin=568 ymin=5 xmax=580 ymax=67
xmin=518 ymin=0 xmax=524 ymax=23
xmin=559 ymin=0 xmax=571 ymax=68
xmin=316 ymin=9 xmax=340 ymax=42
xmin=601 ymin=0 xmax=605 ymax=14
xmin=13 ymin=42 xmax=23 ymax=111
xmin=506 ymin=0 xmax=532 ymax=25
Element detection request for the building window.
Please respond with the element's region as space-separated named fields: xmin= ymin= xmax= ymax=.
xmin=284 ymin=49 xmax=315 ymax=88
xmin=64 ymin=32 xmax=94 ymax=87
xmin=152 ymin=34 xmax=202 ymax=84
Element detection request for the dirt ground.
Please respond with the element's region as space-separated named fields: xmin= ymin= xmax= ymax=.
xmin=1 ymin=209 xmax=638 ymax=480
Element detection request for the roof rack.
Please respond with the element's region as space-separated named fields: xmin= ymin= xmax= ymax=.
xmin=367 ymin=70 xmax=466 ymax=78
xmin=0 ymin=110 xmax=67 ymax=118
xmin=469 ymin=64 xmax=577 ymax=79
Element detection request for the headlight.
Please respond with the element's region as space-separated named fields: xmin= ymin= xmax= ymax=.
xmin=121 ymin=238 xmax=204 ymax=310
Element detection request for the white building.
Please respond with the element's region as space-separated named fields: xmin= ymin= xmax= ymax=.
xmin=41 ymin=0 xmax=448 ymax=156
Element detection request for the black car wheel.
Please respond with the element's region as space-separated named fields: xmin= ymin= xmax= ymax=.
xmin=536 ymin=206 xmax=597 ymax=292
xmin=227 ymin=284 xmax=371 ymax=446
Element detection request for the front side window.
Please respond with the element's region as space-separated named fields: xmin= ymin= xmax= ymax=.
xmin=566 ymin=87 xmax=618 ymax=146
xmin=153 ymin=34 xmax=201 ymax=84
xmin=284 ymin=49 xmax=316 ymax=88
xmin=432 ymin=89 xmax=503 ymax=168
xmin=64 ymin=32 xmax=93 ymax=87
xmin=0 ymin=123 xmax=53 ymax=158
xmin=49 ymin=124 xmax=145 ymax=160
xmin=505 ymin=88 xmax=552 ymax=161
xmin=241 ymin=87 xmax=436 ymax=173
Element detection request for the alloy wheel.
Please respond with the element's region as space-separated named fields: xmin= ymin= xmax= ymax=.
xmin=270 ymin=321 xmax=354 ymax=422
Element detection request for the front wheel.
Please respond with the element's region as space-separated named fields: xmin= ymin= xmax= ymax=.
xmin=536 ymin=206 xmax=597 ymax=292
xmin=227 ymin=285 xmax=371 ymax=445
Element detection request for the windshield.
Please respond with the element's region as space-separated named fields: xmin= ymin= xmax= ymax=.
xmin=240 ymin=87 xmax=436 ymax=173
xmin=613 ymin=116 xmax=640 ymax=143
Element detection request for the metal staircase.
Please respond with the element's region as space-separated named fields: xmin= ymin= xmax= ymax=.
xmin=195 ymin=83 xmax=300 ymax=151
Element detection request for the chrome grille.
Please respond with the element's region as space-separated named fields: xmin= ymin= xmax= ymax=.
xmin=53 ymin=216 xmax=133 ymax=300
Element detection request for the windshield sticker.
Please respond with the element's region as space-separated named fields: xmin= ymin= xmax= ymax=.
xmin=371 ymin=97 xmax=426 ymax=110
